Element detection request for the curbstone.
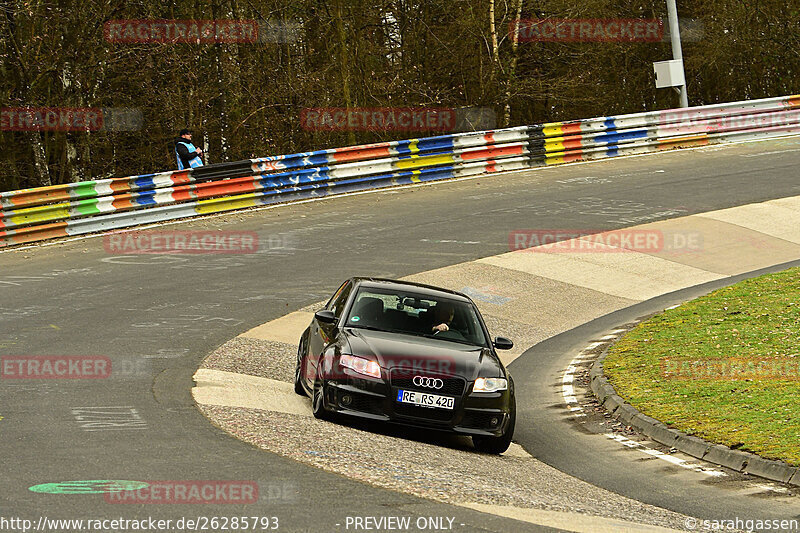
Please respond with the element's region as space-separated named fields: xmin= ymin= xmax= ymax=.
xmin=702 ymin=445 xmax=752 ymax=472
xmin=613 ymin=403 xmax=640 ymax=426
xmin=629 ymin=413 xmax=662 ymax=435
xmin=598 ymin=383 xmax=616 ymax=402
xmin=673 ymin=434 xmax=713 ymax=460
xmin=788 ymin=468 xmax=800 ymax=487
xmin=640 ymin=423 xmax=680 ymax=448
xmin=588 ymin=364 xmax=604 ymax=383
xmin=590 ymin=375 xmax=609 ymax=399
xmin=744 ymin=456 xmax=798 ymax=484
xmin=602 ymin=394 xmax=625 ymax=413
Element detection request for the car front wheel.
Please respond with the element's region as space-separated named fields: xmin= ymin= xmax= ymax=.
xmin=294 ymin=338 xmax=307 ymax=396
xmin=311 ymin=369 xmax=332 ymax=420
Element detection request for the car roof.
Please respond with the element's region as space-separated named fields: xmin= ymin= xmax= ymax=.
xmin=351 ymin=277 xmax=472 ymax=303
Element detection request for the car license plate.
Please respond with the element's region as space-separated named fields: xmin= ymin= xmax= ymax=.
xmin=396 ymin=389 xmax=454 ymax=410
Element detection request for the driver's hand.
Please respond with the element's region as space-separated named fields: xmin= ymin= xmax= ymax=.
xmin=432 ymin=323 xmax=449 ymax=332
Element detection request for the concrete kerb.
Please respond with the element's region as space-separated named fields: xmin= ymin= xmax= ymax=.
xmin=612 ymin=404 xmax=640 ymax=426
xmin=601 ymin=394 xmax=625 ymax=414
xmin=639 ymin=421 xmax=680 ymax=449
xmin=673 ymin=434 xmax=712 ymax=459
xmin=744 ymin=456 xmax=799 ymax=484
xmin=702 ymin=445 xmax=751 ymax=472
xmin=591 ymin=344 xmax=800 ymax=487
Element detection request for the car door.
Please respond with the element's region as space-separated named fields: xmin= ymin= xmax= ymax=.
xmin=307 ymin=280 xmax=353 ymax=386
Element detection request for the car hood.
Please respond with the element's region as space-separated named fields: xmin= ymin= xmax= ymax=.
xmin=341 ymin=327 xmax=502 ymax=379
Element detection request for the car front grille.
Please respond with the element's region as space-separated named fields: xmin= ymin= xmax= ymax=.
xmin=389 ymin=370 xmax=466 ymax=396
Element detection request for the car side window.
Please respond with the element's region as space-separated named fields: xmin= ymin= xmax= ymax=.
xmin=328 ymin=281 xmax=353 ymax=319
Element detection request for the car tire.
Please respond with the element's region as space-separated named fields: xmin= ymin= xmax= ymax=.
xmin=294 ymin=338 xmax=307 ymax=396
xmin=472 ymin=401 xmax=516 ymax=454
xmin=311 ymin=367 xmax=333 ymax=421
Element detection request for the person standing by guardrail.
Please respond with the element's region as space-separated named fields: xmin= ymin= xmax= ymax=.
xmin=174 ymin=129 xmax=204 ymax=170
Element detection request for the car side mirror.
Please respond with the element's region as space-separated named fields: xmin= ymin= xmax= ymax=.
xmin=315 ymin=309 xmax=337 ymax=324
xmin=493 ymin=337 xmax=513 ymax=350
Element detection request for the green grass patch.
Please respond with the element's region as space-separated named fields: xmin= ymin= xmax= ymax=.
xmin=604 ymin=266 xmax=800 ymax=466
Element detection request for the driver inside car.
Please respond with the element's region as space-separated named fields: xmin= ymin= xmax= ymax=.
xmin=428 ymin=302 xmax=455 ymax=333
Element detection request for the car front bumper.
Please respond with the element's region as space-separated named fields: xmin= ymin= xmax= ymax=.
xmin=323 ymin=372 xmax=513 ymax=437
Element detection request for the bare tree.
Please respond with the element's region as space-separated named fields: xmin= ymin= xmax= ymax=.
xmin=0 ymin=0 xmax=797 ymax=192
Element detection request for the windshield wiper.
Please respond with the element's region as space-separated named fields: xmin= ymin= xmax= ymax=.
xmin=346 ymin=324 xmax=386 ymax=332
xmin=421 ymin=333 xmax=484 ymax=347
xmin=347 ymin=324 xmax=411 ymax=335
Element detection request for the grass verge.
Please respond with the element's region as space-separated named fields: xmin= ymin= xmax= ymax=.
xmin=604 ymin=266 xmax=800 ymax=466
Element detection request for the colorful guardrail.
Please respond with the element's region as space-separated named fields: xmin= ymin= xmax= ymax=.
xmin=2 ymin=94 xmax=799 ymax=247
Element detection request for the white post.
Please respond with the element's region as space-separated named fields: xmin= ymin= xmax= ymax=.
xmin=666 ymin=0 xmax=689 ymax=107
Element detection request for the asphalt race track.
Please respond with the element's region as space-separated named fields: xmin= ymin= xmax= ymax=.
xmin=2 ymin=137 xmax=800 ymax=532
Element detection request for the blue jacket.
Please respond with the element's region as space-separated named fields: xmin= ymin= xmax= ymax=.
xmin=174 ymin=137 xmax=204 ymax=170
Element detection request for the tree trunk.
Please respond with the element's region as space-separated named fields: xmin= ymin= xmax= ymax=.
xmin=502 ymin=0 xmax=523 ymax=127
xmin=3 ymin=5 xmax=52 ymax=186
xmin=28 ymin=133 xmax=51 ymax=186
xmin=212 ymin=0 xmax=230 ymax=160
xmin=488 ymin=0 xmax=500 ymax=65
xmin=334 ymin=0 xmax=356 ymax=145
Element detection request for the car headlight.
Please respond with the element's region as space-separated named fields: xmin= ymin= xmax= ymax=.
xmin=340 ymin=354 xmax=381 ymax=379
xmin=473 ymin=377 xmax=507 ymax=393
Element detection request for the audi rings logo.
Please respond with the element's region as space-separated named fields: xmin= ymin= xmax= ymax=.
xmin=413 ymin=376 xmax=444 ymax=389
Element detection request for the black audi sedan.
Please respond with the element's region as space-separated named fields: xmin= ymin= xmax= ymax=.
xmin=294 ymin=277 xmax=516 ymax=454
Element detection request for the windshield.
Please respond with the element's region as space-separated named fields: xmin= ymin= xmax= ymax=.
xmin=344 ymin=287 xmax=488 ymax=347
